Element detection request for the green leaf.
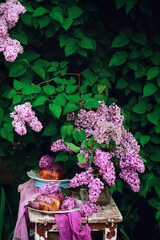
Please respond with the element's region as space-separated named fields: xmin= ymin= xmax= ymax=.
xmin=88 ymin=136 xmax=94 ymax=147
xmin=150 ymin=148 xmax=160 ymax=162
xmin=54 ymin=94 xmax=66 ymax=107
xmin=42 ymin=123 xmax=58 ymax=136
xmin=12 ymin=95 xmax=22 ymax=105
xmin=89 ymin=154 xmax=94 ymax=166
xmin=55 ymin=152 xmax=69 ymax=162
xmin=32 ymin=65 xmax=45 ymax=80
xmin=62 ymin=17 xmax=73 ymax=30
xmin=148 ymin=198 xmax=160 ymax=209
xmin=143 ymin=83 xmax=157 ymax=97
xmin=97 ymin=83 xmax=107 ymax=94
xmin=32 ymin=96 xmax=48 ymax=107
xmin=146 ymin=67 xmax=159 ymax=80
xmin=65 ymin=142 xmax=81 ymax=153
xmin=68 ymin=6 xmax=83 ymax=19
xmin=39 ymin=16 xmax=50 ymax=28
xmin=50 ymin=11 xmax=63 ymax=23
xmin=126 ymin=0 xmax=137 ymax=14
xmin=77 ymin=152 xmax=86 ymax=164
xmin=9 ymin=64 xmax=27 ymax=77
xmin=147 ymin=110 xmax=159 ymax=125
xmin=130 ymin=81 xmax=143 ymax=93
xmin=72 ymin=130 xmax=79 ymax=144
xmin=109 ymin=51 xmax=127 ymax=66
xmin=78 ymin=130 xmax=86 ymax=142
xmin=64 ymin=44 xmax=78 ymax=56
xmin=42 ymin=85 xmax=55 ymax=95
xmin=116 ymin=78 xmax=128 ymax=89
xmin=111 ymin=34 xmax=129 ymax=48
xmin=63 ymin=102 xmax=78 ymax=115
xmin=132 ymin=101 xmax=147 ymax=114
xmin=65 ymin=94 xmax=80 ymax=104
xmin=83 ymin=98 xmax=101 ymax=108
xmin=0 ymin=123 xmax=14 ymax=142
xmin=132 ymin=33 xmax=147 ymax=45
xmin=61 ymin=126 xmax=68 ymax=139
xmin=7 ymin=89 xmax=16 ymax=99
xmin=13 ymin=79 xmax=24 ymax=90
xmin=66 ymin=85 xmax=78 ymax=94
xmin=22 ymin=85 xmax=35 ymax=95
xmin=116 ymin=179 xmax=123 ymax=194
xmin=32 ymin=7 xmax=48 ymax=17
xmin=79 ymin=37 xmax=94 ymax=49
xmin=139 ymin=135 xmax=150 ymax=147
xmin=115 ymin=0 xmax=127 ymax=9
xmin=49 ymin=103 xmax=62 ymax=119
xmin=66 ymin=125 xmax=74 ymax=136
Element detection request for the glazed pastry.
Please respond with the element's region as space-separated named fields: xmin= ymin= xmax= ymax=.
xmin=28 ymin=194 xmax=61 ymax=211
xmin=39 ymin=162 xmax=65 ymax=180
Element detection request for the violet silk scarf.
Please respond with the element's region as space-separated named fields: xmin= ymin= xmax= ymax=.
xmin=55 ymin=212 xmax=92 ymax=240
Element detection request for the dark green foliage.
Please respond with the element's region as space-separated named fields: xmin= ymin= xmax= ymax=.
xmin=1 ymin=0 xmax=160 ymax=239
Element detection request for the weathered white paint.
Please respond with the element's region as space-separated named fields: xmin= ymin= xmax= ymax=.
xmin=103 ymin=226 xmax=117 ymax=240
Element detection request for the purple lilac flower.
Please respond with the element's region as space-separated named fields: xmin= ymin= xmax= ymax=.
xmin=39 ymin=182 xmax=61 ymax=195
xmin=0 ymin=0 xmax=26 ymax=61
xmin=0 ymin=16 xmax=8 ymax=37
xmin=94 ymin=121 xmax=122 ymax=145
xmin=75 ymin=109 xmax=98 ymax=138
xmin=79 ymin=201 xmax=99 ymax=217
xmin=94 ymin=149 xmax=116 ymax=186
xmin=106 ymin=103 xmax=124 ymax=126
xmin=39 ymin=155 xmax=55 ymax=169
xmin=88 ymin=178 xmax=104 ymax=203
xmin=70 ymin=167 xmax=94 ymax=188
xmin=119 ymin=150 xmax=145 ymax=173
xmin=66 ymin=112 xmax=75 ymax=121
xmin=119 ymin=168 xmax=140 ymax=192
xmin=10 ymin=102 xmax=43 ymax=135
xmin=61 ymin=197 xmax=79 ymax=211
xmin=50 ymin=139 xmax=73 ymax=153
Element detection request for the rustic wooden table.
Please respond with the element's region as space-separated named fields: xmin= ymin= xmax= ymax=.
xmin=28 ymin=196 xmax=123 ymax=240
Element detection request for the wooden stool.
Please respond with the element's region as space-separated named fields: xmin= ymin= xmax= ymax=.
xmin=28 ymin=196 xmax=123 ymax=240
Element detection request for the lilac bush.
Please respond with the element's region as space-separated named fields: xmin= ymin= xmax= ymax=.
xmin=0 ymin=0 xmax=26 ymax=62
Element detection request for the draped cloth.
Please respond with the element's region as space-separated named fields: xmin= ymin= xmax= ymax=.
xmin=55 ymin=212 xmax=92 ymax=240
xmin=12 ymin=179 xmax=40 ymax=240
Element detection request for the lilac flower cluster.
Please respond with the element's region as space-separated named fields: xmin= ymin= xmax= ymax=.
xmin=39 ymin=182 xmax=61 ymax=195
xmin=50 ymin=139 xmax=73 ymax=153
xmin=0 ymin=0 xmax=26 ymax=62
xmin=39 ymin=155 xmax=55 ymax=169
xmin=61 ymin=197 xmax=79 ymax=211
xmin=94 ymin=149 xmax=115 ymax=186
xmin=79 ymin=201 xmax=99 ymax=217
xmin=75 ymin=109 xmax=98 ymax=137
xmin=75 ymin=101 xmax=123 ymax=142
xmin=70 ymin=167 xmax=93 ymax=188
xmin=88 ymin=178 xmax=104 ymax=203
xmin=74 ymin=101 xmax=145 ymax=192
xmin=66 ymin=112 xmax=75 ymax=121
xmin=10 ymin=102 xmax=43 ymax=135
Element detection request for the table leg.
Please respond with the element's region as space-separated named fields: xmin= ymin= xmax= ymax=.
xmin=103 ymin=223 xmax=117 ymax=240
xmin=35 ymin=223 xmax=48 ymax=240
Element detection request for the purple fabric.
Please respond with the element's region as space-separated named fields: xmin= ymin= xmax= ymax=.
xmin=12 ymin=179 xmax=40 ymax=240
xmin=55 ymin=211 xmax=92 ymax=240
